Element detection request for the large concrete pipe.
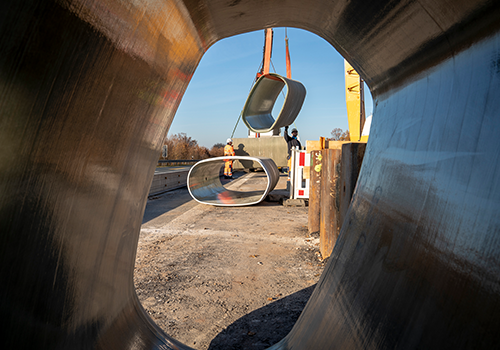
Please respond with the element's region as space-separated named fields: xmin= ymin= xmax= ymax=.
xmin=187 ymin=157 xmax=279 ymax=206
xmin=242 ymin=73 xmax=306 ymax=133
xmin=1 ymin=0 xmax=500 ymax=349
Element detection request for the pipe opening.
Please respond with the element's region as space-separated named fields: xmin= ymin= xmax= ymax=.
xmin=242 ymin=73 xmax=306 ymax=133
xmin=187 ymin=156 xmax=279 ymax=206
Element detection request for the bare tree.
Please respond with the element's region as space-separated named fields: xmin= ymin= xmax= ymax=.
xmin=209 ymin=143 xmax=225 ymax=157
xmin=329 ymin=128 xmax=350 ymax=141
xmin=162 ymin=133 xmax=210 ymax=160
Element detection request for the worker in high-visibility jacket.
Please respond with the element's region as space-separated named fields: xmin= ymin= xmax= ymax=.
xmin=224 ymin=138 xmax=235 ymax=179
xmin=284 ymin=126 xmax=301 ymax=177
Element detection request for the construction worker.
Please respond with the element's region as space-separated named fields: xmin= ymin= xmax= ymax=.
xmin=284 ymin=126 xmax=301 ymax=175
xmin=224 ymin=138 xmax=235 ymax=179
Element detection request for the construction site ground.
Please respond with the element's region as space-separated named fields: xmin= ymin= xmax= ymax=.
xmin=134 ymin=171 xmax=326 ymax=350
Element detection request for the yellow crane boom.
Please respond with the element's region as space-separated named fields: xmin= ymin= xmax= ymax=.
xmin=344 ymin=60 xmax=367 ymax=142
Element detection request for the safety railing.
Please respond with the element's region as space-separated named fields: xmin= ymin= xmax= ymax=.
xmin=157 ymin=159 xmax=201 ymax=166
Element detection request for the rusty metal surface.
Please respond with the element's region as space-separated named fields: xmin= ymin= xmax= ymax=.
xmin=319 ymin=149 xmax=342 ymax=259
xmin=308 ymin=150 xmax=322 ymax=234
xmin=241 ymin=73 xmax=306 ymax=133
xmin=187 ymin=157 xmax=279 ymax=206
xmin=1 ymin=0 xmax=500 ymax=349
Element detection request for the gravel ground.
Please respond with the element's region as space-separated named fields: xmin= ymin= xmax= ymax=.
xmin=134 ymin=173 xmax=325 ymax=350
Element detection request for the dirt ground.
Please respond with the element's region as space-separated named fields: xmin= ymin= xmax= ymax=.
xmin=134 ymin=172 xmax=325 ymax=350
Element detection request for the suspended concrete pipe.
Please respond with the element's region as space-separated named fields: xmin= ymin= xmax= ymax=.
xmin=242 ymin=73 xmax=306 ymax=133
xmin=187 ymin=156 xmax=279 ymax=206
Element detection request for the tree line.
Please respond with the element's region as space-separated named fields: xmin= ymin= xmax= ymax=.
xmin=162 ymin=128 xmax=349 ymax=161
xmin=161 ymin=133 xmax=225 ymax=160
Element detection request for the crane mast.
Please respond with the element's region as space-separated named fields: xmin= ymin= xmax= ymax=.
xmin=344 ymin=60 xmax=366 ymax=142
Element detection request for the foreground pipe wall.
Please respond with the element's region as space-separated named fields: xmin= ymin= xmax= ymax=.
xmin=278 ymin=31 xmax=500 ymax=349
xmin=1 ymin=0 xmax=500 ymax=349
xmin=0 ymin=1 xmax=203 ymax=348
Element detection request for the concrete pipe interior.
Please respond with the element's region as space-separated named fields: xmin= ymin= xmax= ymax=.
xmin=187 ymin=156 xmax=280 ymax=206
xmin=2 ymin=0 xmax=500 ymax=349
xmin=241 ymin=73 xmax=306 ymax=133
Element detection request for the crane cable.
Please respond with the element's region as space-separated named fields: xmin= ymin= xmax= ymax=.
xmin=230 ymin=66 xmax=260 ymax=138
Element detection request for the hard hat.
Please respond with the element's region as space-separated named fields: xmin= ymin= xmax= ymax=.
xmin=291 ymin=128 xmax=298 ymax=133
xmin=226 ymin=138 xmax=233 ymax=144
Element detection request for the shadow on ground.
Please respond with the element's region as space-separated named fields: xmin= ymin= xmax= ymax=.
xmin=142 ymin=187 xmax=195 ymax=224
xmin=208 ymin=285 xmax=316 ymax=350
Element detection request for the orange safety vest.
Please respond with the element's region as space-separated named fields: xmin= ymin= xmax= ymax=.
xmin=224 ymin=144 xmax=235 ymax=159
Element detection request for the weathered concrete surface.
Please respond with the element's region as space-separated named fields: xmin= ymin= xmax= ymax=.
xmin=136 ymin=174 xmax=324 ymax=350
xmin=233 ymin=137 xmax=288 ymax=169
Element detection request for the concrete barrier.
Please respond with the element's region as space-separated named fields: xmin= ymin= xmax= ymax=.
xmin=149 ymin=168 xmax=190 ymax=195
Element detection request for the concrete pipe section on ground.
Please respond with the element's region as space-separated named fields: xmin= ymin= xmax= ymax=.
xmin=187 ymin=156 xmax=279 ymax=206
xmin=242 ymin=73 xmax=306 ymax=133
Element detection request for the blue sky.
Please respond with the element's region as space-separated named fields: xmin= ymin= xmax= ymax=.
xmin=169 ymin=28 xmax=373 ymax=148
